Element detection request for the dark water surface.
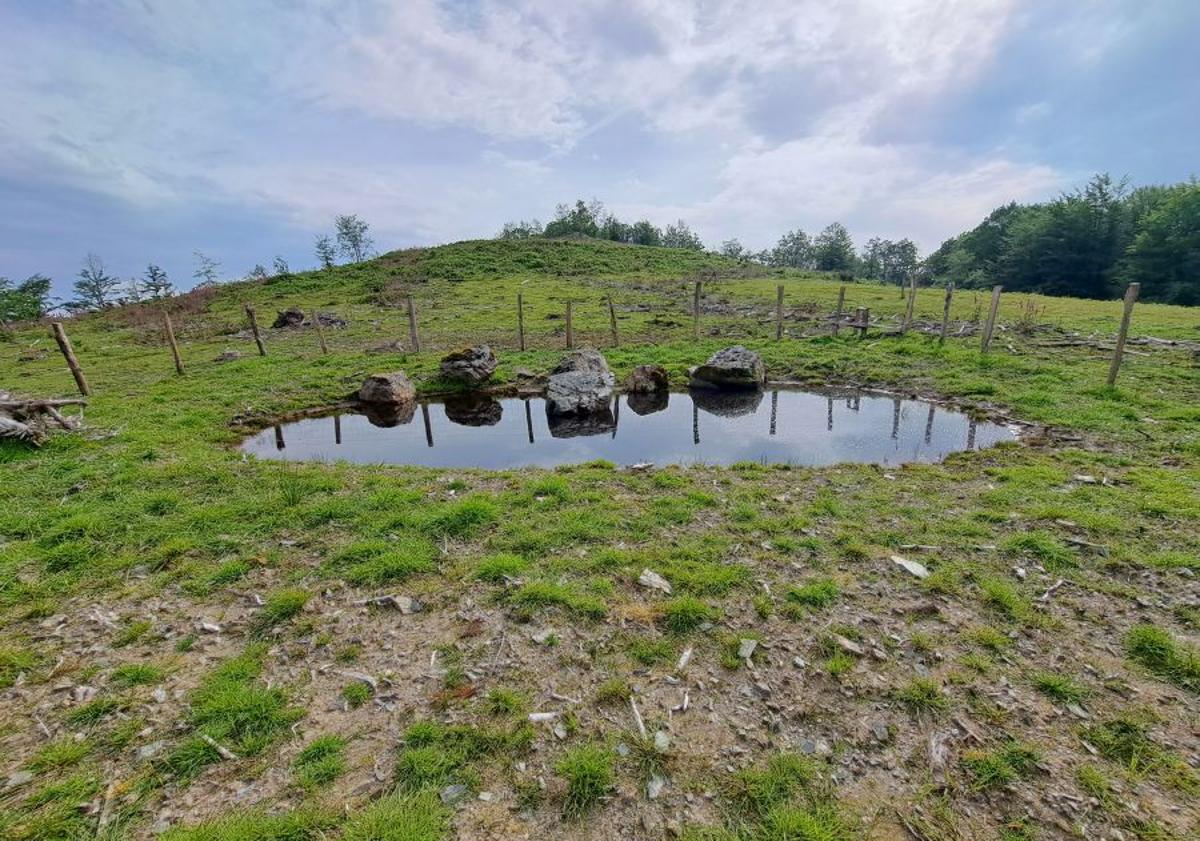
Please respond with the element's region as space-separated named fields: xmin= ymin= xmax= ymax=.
xmin=241 ymin=389 xmax=1016 ymax=469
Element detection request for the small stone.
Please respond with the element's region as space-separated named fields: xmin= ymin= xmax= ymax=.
xmin=552 ymin=723 xmax=568 ymax=740
xmin=199 ymin=620 xmax=222 ymax=634
xmin=653 ymin=730 xmax=670 ymax=752
xmin=477 ymin=791 xmax=493 ymax=802
xmin=638 ymin=568 xmax=672 ymax=595
xmin=871 ymin=723 xmax=890 ymax=743
xmin=531 ymin=628 xmax=557 ymax=645
xmin=647 ymin=774 xmax=666 ymax=800
xmin=440 ymin=783 xmax=470 ymax=805
xmin=5 ymin=770 xmax=34 ymax=788
xmin=793 ymin=656 xmax=808 ymax=669
xmin=891 ymin=555 xmax=929 ymax=579
xmin=136 ymin=741 xmax=165 ymax=761
xmin=832 ymin=635 xmax=864 ymax=656
xmin=800 ymin=738 xmax=817 ymax=755
xmin=737 ymin=638 xmax=759 ymax=660
xmin=151 ymin=687 xmax=167 ymax=703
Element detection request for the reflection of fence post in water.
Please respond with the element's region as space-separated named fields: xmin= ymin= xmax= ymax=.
xmin=612 ymin=394 xmax=619 ymax=439
xmin=967 ymin=418 xmax=977 ymax=449
xmin=827 ymin=396 xmax=833 ymax=431
xmin=334 ymin=414 xmax=341 ymax=445
xmin=524 ymin=400 xmax=534 ymax=444
xmin=924 ymin=404 xmax=935 ymax=445
xmin=891 ymin=397 xmax=901 ymax=440
xmin=421 ymin=403 xmax=433 ymax=447
xmin=273 ymin=425 xmax=284 ymax=450
xmin=692 ymin=399 xmax=699 ymax=445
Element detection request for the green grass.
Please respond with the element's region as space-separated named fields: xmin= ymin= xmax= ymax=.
xmin=292 ymin=735 xmax=347 ymax=789
xmin=250 ymin=589 xmax=310 ymax=636
xmin=895 ymin=678 xmax=949 ymax=714
xmin=557 ymin=743 xmax=614 ymax=818
xmin=505 ymin=580 xmax=606 ymax=619
xmin=341 ymin=790 xmax=449 ymax=841
xmin=594 ymin=677 xmax=632 ymax=705
xmin=961 ymin=741 xmax=1040 ymax=791
xmin=332 ymin=537 xmax=438 ymax=586
xmin=659 ymin=596 xmax=717 ymax=633
xmin=395 ymin=720 xmax=532 ymax=793
xmin=1125 ymin=624 xmax=1200 ymax=692
xmin=160 ymin=808 xmax=338 ymax=841
xmin=27 ymin=737 xmax=91 ymax=771
xmin=1083 ymin=710 xmax=1200 ymax=793
xmin=111 ymin=662 xmax=167 ymax=687
xmin=342 ymin=681 xmax=372 ymax=708
xmin=783 ymin=578 xmax=839 ymax=618
xmin=484 ymin=687 xmax=529 ymax=717
xmin=1030 ymin=671 xmax=1089 ymax=704
xmin=473 ymin=553 xmax=529 ymax=582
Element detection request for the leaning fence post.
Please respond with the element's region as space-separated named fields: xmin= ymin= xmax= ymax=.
xmin=1107 ymin=282 xmax=1140 ymax=386
xmin=565 ymin=300 xmax=574 ymax=349
xmin=774 ymin=284 xmax=785 ymax=340
xmin=406 ymin=295 xmax=421 ymax=352
xmin=902 ymin=274 xmax=917 ymax=334
xmin=939 ymin=283 xmax=954 ymax=344
xmin=245 ymin=305 xmax=266 ymax=356
xmin=832 ymin=285 xmax=846 ymax=336
xmin=163 ymin=309 xmax=184 ymax=375
xmin=311 ymin=309 xmax=329 ymax=355
xmin=517 ymin=292 xmax=526 ymax=351
xmin=608 ymin=296 xmax=619 ymax=347
xmin=51 ymin=322 xmax=91 ymax=396
xmin=980 ymin=285 xmax=1003 ymax=354
xmin=693 ymin=280 xmax=701 ymax=340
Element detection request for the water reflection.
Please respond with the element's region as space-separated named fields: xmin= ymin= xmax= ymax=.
xmin=245 ymin=389 xmax=1016 ymax=469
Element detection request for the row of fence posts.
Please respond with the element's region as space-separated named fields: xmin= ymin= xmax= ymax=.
xmin=45 ymin=281 xmax=1145 ymax=397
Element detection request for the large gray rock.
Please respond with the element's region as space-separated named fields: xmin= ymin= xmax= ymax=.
xmin=358 ymin=372 xmax=415 ymax=404
xmin=545 ymin=349 xmax=615 ymax=416
xmin=627 ymin=364 xmax=669 ymax=393
xmin=439 ymin=345 xmax=498 ymax=386
xmin=688 ymin=346 xmax=765 ymax=390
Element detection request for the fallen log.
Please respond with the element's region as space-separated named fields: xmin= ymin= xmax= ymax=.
xmin=0 ymin=392 xmax=87 ymax=446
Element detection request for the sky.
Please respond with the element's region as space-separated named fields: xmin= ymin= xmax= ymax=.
xmin=2 ymin=0 xmax=1198 ymax=300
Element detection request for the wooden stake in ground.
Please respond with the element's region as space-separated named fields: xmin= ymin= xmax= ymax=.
xmin=406 ymin=295 xmax=421 ymax=352
xmin=608 ymin=296 xmax=619 ymax=347
xmin=1107 ymin=282 xmax=1141 ymax=386
xmin=980 ymin=285 xmax=1003 ymax=354
xmin=832 ymin=285 xmax=846 ymax=336
xmin=312 ymin=309 xmax=329 ymax=355
xmin=855 ymin=307 xmax=869 ymax=339
xmin=774 ymin=284 xmax=785 ymax=340
xmin=939 ymin=283 xmax=954 ymax=344
xmin=162 ymin=308 xmax=184 ymax=375
xmin=693 ymin=280 xmax=701 ymax=340
xmin=517 ymin=292 xmax=526 ymax=351
xmin=565 ymin=300 xmax=574 ymax=349
xmin=902 ymin=274 xmax=917 ymax=334
xmin=50 ymin=322 xmax=91 ymax=396
xmin=244 ymin=305 xmax=266 ymax=356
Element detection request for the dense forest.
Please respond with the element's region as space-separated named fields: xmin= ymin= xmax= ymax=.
xmin=926 ymin=175 xmax=1200 ymax=305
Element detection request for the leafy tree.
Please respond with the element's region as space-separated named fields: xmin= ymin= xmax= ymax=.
xmin=861 ymin=238 xmax=919 ymax=286
xmin=769 ymin=229 xmax=813 ymax=268
xmin=69 ymin=253 xmax=121 ymax=311
xmin=662 ymin=220 xmax=704 ymax=251
xmin=122 ymin=277 xmax=144 ymax=304
xmin=719 ymin=238 xmax=746 ymax=259
xmin=598 ymin=214 xmax=630 ymax=242
xmin=813 ymin=223 xmax=857 ymax=272
xmin=335 ymin=215 xmax=374 ymax=262
xmin=497 ymin=220 xmax=543 ymax=240
xmin=0 ymin=274 xmax=51 ymax=323
xmin=248 ymin=264 xmax=269 ymax=282
xmin=142 ymin=264 xmax=174 ymax=299
xmin=272 ymin=256 xmax=290 ymax=278
xmin=628 ymin=220 xmax=662 ymax=247
xmin=543 ymin=200 xmax=602 ymax=238
xmin=1124 ymin=182 xmax=1200 ymax=304
xmin=193 ymin=251 xmax=221 ymax=286
xmin=315 ymin=235 xmax=337 ymax=269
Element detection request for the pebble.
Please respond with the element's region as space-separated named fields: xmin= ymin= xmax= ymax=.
xmin=737 ymin=638 xmax=758 ymax=660
xmin=440 ymin=783 xmax=470 ymax=805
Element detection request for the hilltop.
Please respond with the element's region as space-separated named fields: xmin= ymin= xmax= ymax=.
xmin=0 ymin=238 xmax=1198 ymax=841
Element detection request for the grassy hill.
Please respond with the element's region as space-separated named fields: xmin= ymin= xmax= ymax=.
xmin=1 ymin=238 xmax=1198 ymax=840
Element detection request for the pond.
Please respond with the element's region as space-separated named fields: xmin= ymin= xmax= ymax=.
xmin=240 ymin=389 xmax=1016 ymax=469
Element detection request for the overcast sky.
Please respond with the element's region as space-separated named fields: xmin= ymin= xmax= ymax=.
xmin=2 ymin=0 xmax=1198 ymax=298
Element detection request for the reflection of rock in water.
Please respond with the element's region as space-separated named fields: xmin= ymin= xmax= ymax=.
xmin=361 ymin=401 xmax=416 ymax=428
xmin=443 ymin=394 xmax=503 ymax=427
xmin=546 ymin=406 xmax=616 ymax=438
xmin=689 ymin=387 xmax=763 ymax=418
xmin=626 ymin=389 xmax=668 ymax=416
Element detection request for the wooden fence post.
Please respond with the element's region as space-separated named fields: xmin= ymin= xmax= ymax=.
xmin=312 ymin=309 xmax=329 ymax=355
xmin=163 ymin=309 xmax=184 ymax=375
xmin=902 ymin=274 xmax=917 ymax=334
xmin=565 ymin=300 xmax=574 ymax=349
xmin=51 ymin=322 xmax=91 ymax=396
xmin=938 ymin=283 xmax=954 ymax=344
xmin=608 ymin=296 xmax=619 ymax=347
xmin=245 ymin=305 xmax=266 ymax=356
xmin=980 ymin=285 xmax=1003 ymax=354
xmin=1107 ymin=282 xmax=1140 ymax=385
xmin=832 ymin=286 xmax=845 ymax=336
xmin=693 ymin=280 xmax=701 ymax=340
xmin=774 ymin=284 xmax=785 ymax=340
xmin=517 ymin=293 xmax=526 ymax=351
xmin=855 ymin=307 xmax=869 ymax=339
xmin=406 ymin=295 xmax=421 ymax=352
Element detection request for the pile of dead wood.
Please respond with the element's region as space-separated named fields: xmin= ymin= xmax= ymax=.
xmin=0 ymin=391 xmax=86 ymax=445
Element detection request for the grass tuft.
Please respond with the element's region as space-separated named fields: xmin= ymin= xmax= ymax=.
xmin=1125 ymin=624 xmax=1200 ymax=693
xmin=557 ymin=743 xmax=614 ymax=818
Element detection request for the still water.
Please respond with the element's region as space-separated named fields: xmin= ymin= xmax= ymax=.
xmin=240 ymin=389 xmax=1016 ymax=469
